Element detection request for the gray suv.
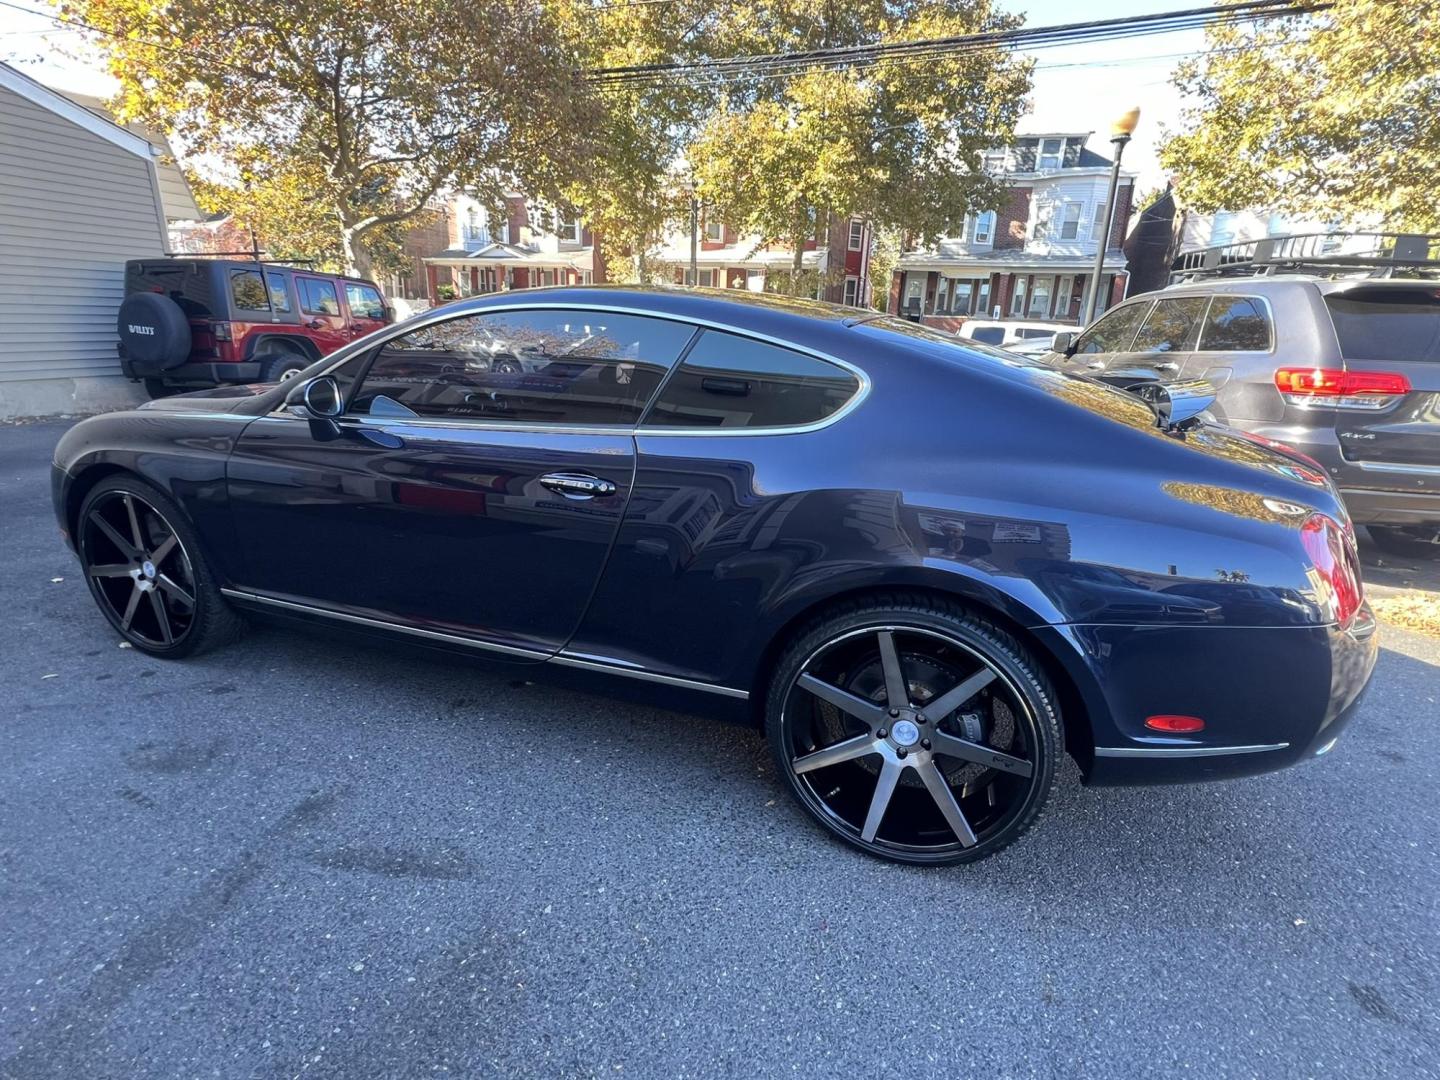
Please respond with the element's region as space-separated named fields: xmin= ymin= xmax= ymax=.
xmin=1046 ymin=242 xmax=1440 ymax=557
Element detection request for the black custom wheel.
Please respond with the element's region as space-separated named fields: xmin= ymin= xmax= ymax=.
xmin=257 ymin=346 xmax=311 ymax=383
xmin=77 ymin=478 xmax=244 ymax=657
xmin=767 ymin=598 xmax=1061 ymax=865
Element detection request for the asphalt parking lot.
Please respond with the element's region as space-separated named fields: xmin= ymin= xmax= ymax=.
xmin=3 ymin=419 xmax=1438 ymax=1079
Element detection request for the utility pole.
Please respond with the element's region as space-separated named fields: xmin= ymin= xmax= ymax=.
xmin=689 ymin=194 xmax=699 ymax=286
xmin=1081 ymin=107 xmax=1140 ymax=327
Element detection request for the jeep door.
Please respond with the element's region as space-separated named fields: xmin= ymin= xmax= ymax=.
xmin=293 ymin=275 xmax=352 ymax=355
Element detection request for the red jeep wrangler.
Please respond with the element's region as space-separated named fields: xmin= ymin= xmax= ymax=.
xmin=116 ymin=257 xmax=394 ymax=397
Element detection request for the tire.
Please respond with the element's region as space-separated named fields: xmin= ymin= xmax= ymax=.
xmin=142 ymin=378 xmax=179 ymax=400
xmin=76 ymin=475 xmax=245 ymax=658
xmin=765 ymin=593 xmax=1062 ymax=865
xmin=1367 ymin=525 xmax=1440 ymax=560
xmin=257 ymin=345 xmax=312 ymax=384
xmin=117 ymin=292 xmax=192 ymax=370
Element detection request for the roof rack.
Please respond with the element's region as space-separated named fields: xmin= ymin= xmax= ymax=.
xmin=164 ymin=250 xmax=317 ymax=266
xmin=1170 ymin=232 xmax=1440 ymax=283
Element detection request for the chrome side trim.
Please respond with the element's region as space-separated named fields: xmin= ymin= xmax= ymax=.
xmin=219 ymin=588 xmax=547 ymax=659
xmin=274 ymin=300 xmax=871 ymax=439
xmin=551 ymin=652 xmax=750 ymax=699
xmin=219 ymin=588 xmax=750 ymax=699
xmin=1094 ymin=742 xmax=1289 ymax=759
xmin=1350 ymin=459 xmax=1440 ymax=476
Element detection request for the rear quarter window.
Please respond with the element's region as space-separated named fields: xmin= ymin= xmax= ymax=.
xmin=642 ymin=330 xmax=860 ymax=429
xmin=1199 ymin=296 xmax=1272 ymax=351
xmin=1324 ymin=288 xmax=1440 ymax=362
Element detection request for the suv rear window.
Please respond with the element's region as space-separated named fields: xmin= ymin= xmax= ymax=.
xmin=1324 ymin=288 xmax=1440 ymax=363
xmin=230 ymin=268 xmax=270 ymax=312
xmin=125 ymin=260 xmax=215 ymax=317
xmin=969 ymin=327 xmax=1005 ymax=345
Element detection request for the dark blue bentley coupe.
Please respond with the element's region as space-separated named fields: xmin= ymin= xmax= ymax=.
xmin=52 ymin=287 xmax=1378 ymax=864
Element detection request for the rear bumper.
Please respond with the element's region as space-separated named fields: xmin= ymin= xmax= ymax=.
xmin=121 ymin=358 xmax=263 ymax=385
xmin=1035 ymin=609 xmax=1379 ymax=786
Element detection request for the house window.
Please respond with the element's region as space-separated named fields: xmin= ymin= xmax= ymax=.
xmin=555 ymin=211 xmax=580 ymax=243
xmin=705 ymin=218 xmax=723 ymax=242
xmin=1011 ymin=277 xmax=1028 ymax=316
xmin=696 ymin=268 xmax=717 ymax=287
xmin=1211 ymin=212 xmax=1236 ymax=246
xmin=1059 ymin=203 xmax=1083 ymax=241
xmin=1093 ymin=204 xmax=1109 ymax=246
xmin=950 ymin=280 xmax=974 ymax=315
xmin=934 ymin=278 xmax=950 ymax=314
xmin=982 ymin=149 xmax=1008 ymax=174
xmin=976 ymin=280 xmax=992 ymax=317
xmin=973 ymin=211 xmax=995 ymax=246
xmin=1033 ymin=204 xmax=1052 ymax=241
xmin=904 ymin=276 xmax=924 ymax=315
xmin=1039 ymin=138 xmax=1064 ymax=170
xmin=843 ymin=276 xmax=859 ymax=306
xmin=1029 ymin=276 xmax=1053 ymax=318
xmin=848 ymin=219 xmax=864 ymax=251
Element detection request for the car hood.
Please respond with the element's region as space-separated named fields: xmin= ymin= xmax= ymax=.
xmin=139 ymin=384 xmax=275 ymax=413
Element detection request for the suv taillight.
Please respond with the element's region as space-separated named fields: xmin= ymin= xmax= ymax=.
xmin=1275 ymin=367 xmax=1410 ymax=410
xmin=1300 ymin=513 xmax=1363 ymax=628
xmin=212 ymin=321 xmax=233 ymax=342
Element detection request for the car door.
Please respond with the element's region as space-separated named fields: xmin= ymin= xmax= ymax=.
xmin=1054 ymin=299 xmax=1152 ymax=383
xmin=224 ymin=305 xmax=698 ymax=657
xmin=293 ymin=275 xmax=352 ymax=355
xmin=343 ymin=281 xmax=389 ymax=340
xmin=1121 ymin=295 xmax=1210 ymax=386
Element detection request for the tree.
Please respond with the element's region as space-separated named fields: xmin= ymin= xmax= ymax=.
xmin=61 ymin=0 xmax=595 ymax=275
xmin=550 ymin=1 xmax=715 ymax=282
xmin=1161 ymin=0 xmax=1440 ymax=231
xmin=687 ymin=0 xmax=1032 ymax=293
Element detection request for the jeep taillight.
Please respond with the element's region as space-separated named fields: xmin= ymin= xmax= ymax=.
xmin=1300 ymin=513 xmax=1363 ymax=628
xmin=1275 ymin=367 xmax=1410 ymax=410
xmin=212 ymin=321 xmax=233 ymax=342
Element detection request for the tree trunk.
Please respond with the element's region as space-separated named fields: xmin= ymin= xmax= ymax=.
xmin=788 ymin=230 xmax=805 ymax=296
xmin=340 ymin=225 xmax=374 ymax=279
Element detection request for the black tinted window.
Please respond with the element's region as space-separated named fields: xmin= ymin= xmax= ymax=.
xmin=970 ymin=327 xmax=1005 ymax=345
xmin=1073 ymin=302 xmax=1148 ymax=354
xmin=1201 ymin=296 xmax=1272 ymax=351
xmin=1131 ymin=296 xmax=1207 ymax=353
xmin=350 ymin=309 xmax=694 ymax=425
xmin=644 ymin=330 xmax=859 ymax=429
xmin=266 ymin=272 xmax=292 ymax=313
xmin=1324 ymin=288 xmax=1440 ymax=362
xmin=230 ymin=268 xmax=269 ymax=311
xmin=299 ymin=278 xmax=340 ymax=316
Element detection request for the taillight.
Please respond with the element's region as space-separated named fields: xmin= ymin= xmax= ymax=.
xmin=212 ymin=321 xmax=233 ymax=342
xmin=1300 ymin=513 xmax=1363 ymax=628
xmin=1275 ymin=367 xmax=1410 ymax=410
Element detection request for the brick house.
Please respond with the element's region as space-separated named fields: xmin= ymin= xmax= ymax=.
xmin=421 ymin=193 xmax=596 ymax=300
xmin=890 ymin=132 xmax=1135 ymax=330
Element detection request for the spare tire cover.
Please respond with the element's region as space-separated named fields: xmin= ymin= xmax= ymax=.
xmin=117 ymin=292 xmax=192 ymax=371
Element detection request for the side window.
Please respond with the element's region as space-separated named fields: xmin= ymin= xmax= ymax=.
xmin=1200 ymin=296 xmax=1272 ymax=351
xmin=229 ymin=268 xmax=270 ymax=312
xmin=969 ymin=327 xmax=1005 ymax=345
xmin=345 ymin=283 xmax=385 ymax=320
xmin=265 ymin=272 xmax=292 ymax=313
xmin=1130 ymin=296 xmax=1209 ymax=354
xmin=1073 ymin=302 xmax=1150 ymax=355
xmin=299 ymin=278 xmax=340 ymax=316
xmin=643 ymin=330 xmax=860 ymax=430
xmin=348 ymin=309 xmax=694 ymax=426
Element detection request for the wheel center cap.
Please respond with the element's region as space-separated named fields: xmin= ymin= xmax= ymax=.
xmin=891 ymin=719 xmax=920 ymax=747
xmin=141 ymin=560 xmax=156 ymax=580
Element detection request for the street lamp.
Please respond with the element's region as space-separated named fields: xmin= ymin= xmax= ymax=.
xmin=1080 ymin=106 xmax=1140 ymax=327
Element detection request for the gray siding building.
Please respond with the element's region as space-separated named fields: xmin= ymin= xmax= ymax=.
xmin=0 ymin=63 xmax=171 ymax=419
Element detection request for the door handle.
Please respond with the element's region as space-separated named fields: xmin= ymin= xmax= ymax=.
xmin=539 ymin=472 xmax=617 ymax=498
xmin=305 ymin=319 xmax=325 ymax=330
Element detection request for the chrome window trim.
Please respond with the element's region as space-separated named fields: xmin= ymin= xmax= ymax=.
xmin=1193 ymin=292 xmax=1277 ymax=355
xmin=219 ymin=587 xmax=750 ymax=699
xmin=1349 ymin=460 xmax=1440 ymax=476
xmin=1094 ymin=741 xmax=1289 ymax=759
xmin=273 ymin=301 xmax=871 ymax=439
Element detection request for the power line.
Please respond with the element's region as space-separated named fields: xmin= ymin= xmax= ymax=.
xmin=585 ymin=0 xmax=1326 ymax=86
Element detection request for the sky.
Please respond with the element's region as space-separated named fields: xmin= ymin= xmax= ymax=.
xmin=0 ymin=0 xmax=1207 ymax=189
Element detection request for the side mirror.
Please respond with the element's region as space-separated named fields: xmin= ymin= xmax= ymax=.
xmin=287 ymin=375 xmax=343 ymax=438
xmin=1051 ymin=331 xmax=1075 ymax=356
xmin=1151 ymin=379 xmax=1217 ymax=432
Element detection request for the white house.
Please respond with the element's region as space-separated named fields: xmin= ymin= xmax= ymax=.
xmin=0 ymin=64 xmax=183 ymax=419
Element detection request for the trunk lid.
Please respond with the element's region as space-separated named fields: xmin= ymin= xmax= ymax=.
xmin=1326 ymin=284 xmax=1440 ymax=473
